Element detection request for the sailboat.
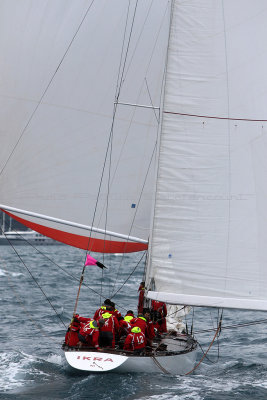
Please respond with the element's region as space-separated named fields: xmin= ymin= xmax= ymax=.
xmin=1 ymin=0 xmax=267 ymax=374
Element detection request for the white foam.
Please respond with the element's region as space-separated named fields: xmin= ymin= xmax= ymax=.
xmin=0 ymin=268 xmax=24 ymax=278
xmin=0 ymin=352 xmax=50 ymax=392
xmin=46 ymin=353 xmax=62 ymax=365
xmin=11 ymin=272 xmax=24 ymax=277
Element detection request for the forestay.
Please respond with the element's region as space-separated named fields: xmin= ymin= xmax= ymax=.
xmin=0 ymin=0 xmax=169 ymax=252
xmin=147 ymin=0 xmax=267 ymax=310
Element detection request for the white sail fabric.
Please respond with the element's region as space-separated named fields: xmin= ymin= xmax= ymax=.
xmin=0 ymin=0 xmax=169 ymax=251
xmin=147 ymin=0 xmax=267 ymax=309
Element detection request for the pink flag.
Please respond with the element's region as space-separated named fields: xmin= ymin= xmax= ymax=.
xmin=85 ymin=254 xmax=107 ymax=269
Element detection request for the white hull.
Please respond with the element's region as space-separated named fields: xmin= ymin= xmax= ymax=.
xmin=64 ymin=336 xmax=197 ymax=374
xmin=65 ymin=348 xmax=197 ymax=374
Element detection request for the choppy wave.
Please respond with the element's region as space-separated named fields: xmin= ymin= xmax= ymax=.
xmin=1 ymin=246 xmax=267 ymax=399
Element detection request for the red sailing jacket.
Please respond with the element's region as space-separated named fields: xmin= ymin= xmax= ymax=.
xmin=138 ymin=283 xmax=145 ymax=314
xmin=151 ymin=300 xmax=167 ymax=316
xmin=64 ymin=314 xmax=91 ymax=347
xmin=123 ymin=331 xmax=146 ymax=351
xmin=151 ymin=300 xmax=167 ymax=333
xmin=130 ymin=317 xmax=147 ymax=334
xmin=146 ymin=319 xmax=155 ymax=340
xmin=100 ymin=313 xmax=120 ymax=334
xmin=113 ymin=308 xmax=122 ymax=321
xmin=65 ymin=320 xmax=81 ymax=346
xmin=79 ymin=320 xmax=100 ymax=349
xmin=93 ymin=306 xmax=107 ymax=320
xmin=119 ymin=315 xmax=134 ymax=337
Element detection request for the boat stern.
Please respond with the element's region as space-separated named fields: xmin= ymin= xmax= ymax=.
xmin=64 ymin=350 xmax=128 ymax=372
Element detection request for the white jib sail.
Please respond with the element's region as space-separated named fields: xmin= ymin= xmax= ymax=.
xmin=147 ymin=0 xmax=267 ymax=310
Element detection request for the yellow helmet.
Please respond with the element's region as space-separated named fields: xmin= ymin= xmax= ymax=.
xmin=102 ymin=312 xmax=112 ymax=319
xmin=131 ymin=326 xmax=141 ymax=333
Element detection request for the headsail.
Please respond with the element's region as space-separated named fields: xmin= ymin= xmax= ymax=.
xmin=147 ymin=0 xmax=267 ymax=310
xmin=0 ymin=1 xmax=169 ymax=252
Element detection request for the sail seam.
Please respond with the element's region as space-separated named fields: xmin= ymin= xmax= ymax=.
xmin=163 ymin=111 xmax=267 ymax=122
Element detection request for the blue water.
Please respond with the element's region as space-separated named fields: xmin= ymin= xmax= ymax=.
xmin=1 ymin=245 xmax=267 ymax=399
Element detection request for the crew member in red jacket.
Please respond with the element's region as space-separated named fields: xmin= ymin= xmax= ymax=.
xmin=130 ymin=313 xmax=148 ymax=334
xmin=119 ymin=310 xmax=135 ymax=338
xmin=123 ymin=326 xmax=146 ymax=354
xmin=143 ymin=309 xmax=155 ymax=345
xmin=138 ymin=282 xmax=145 ymax=314
xmin=65 ymin=318 xmax=81 ymax=347
xmin=64 ymin=314 xmax=91 ymax=347
xmin=99 ymin=311 xmax=119 ymax=348
xmin=93 ymin=298 xmax=113 ymax=320
xmin=110 ymin=302 xmax=123 ymax=321
xmin=78 ymin=319 xmax=104 ymax=350
xmin=151 ymin=300 xmax=167 ymax=333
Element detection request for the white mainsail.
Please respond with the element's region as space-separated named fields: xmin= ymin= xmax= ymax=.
xmin=0 ymin=0 xmax=169 ymax=252
xmin=147 ymin=0 xmax=267 ymax=310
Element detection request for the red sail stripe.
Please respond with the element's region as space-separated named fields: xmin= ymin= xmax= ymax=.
xmin=2 ymin=211 xmax=148 ymax=253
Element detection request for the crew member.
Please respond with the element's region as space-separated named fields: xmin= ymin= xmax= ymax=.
xmin=78 ymin=319 xmax=104 ymax=350
xmin=123 ymin=326 xmax=146 ymax=354
xmin=110 ymin=301 xmax=123 ymax=321
xmin=151 ymin=300 xmax=167 ymax=333
xmin=119 ymin=310 xmax=135 ymax=338
xmin=64 ymin=314 xmax=91 ymax=347
xmin=130 ymin=313 xmax=147 ymax=334
xmin=99 ymin=311 xmax=119 ymax=348
xmin=93 ymin=298 xmax=113 ymax=320
xmin=137 ymin=281 xmax=145 ymax=314
xmin=143 ymin=308 xmax=155 ymax=346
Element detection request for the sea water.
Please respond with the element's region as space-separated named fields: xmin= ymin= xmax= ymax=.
xmin=1 ymin=244 xmax=267 ymax=400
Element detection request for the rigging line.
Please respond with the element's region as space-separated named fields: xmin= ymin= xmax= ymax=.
xmin=163 ymin=110 xmax=267 ymax=122
xmin=111 ymin=251 xmax=146 ymax=298
xmin=194 ymin=337 xmax=220 ymax=364
xmin=95 ymin=2 xmax=139 ymax=257
xmin=8 ymin=228 xmax=107 ymax=301
xmin=91 ymin=0 xmax=157 ymax=244
xmin=114 ymin=0 xmax=131 ymax=100
xmin=116 ymin=0 xmax=139 ymax=97
xmin=84 ymin=2 xmax=139 ymax=255
xmin=123 ymin=0 xmax=154 ymax=82
xmin=123 ymin=0 xmax=169 ymax=88
xmin=110 ymin=136 xmax=157 ymax=297
xmin=194 ymin=317 xmax=267 ymax=334
xmin=89 ymin=1 xmax=140 ymax=264
xmin=145 ymin=78 xmax=160 ymax=123
xmin=185 ymin=320 xmax=222 ymax=375
xmin=150 ymin=355 xmax=171 ymax=374
xmin=5 ymin=228 xmax=130 ymax=314
xmin=2 ymin=230 xmax=67 ymax=329
xmin=0 ymin=0 xmax=96 ymax=178
xmin=1 ymin=260 xmax=59 ymax=342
